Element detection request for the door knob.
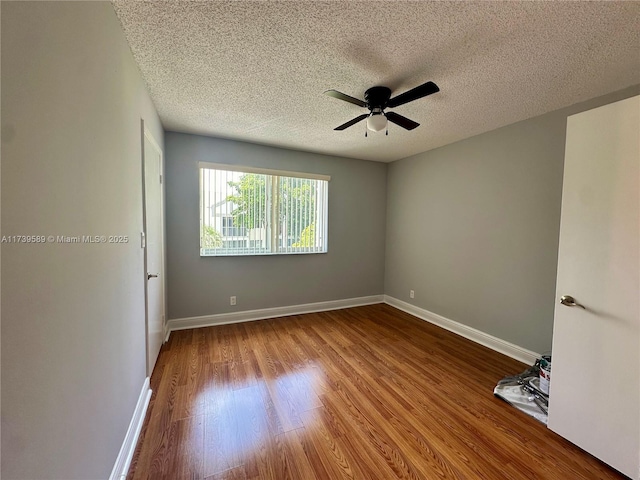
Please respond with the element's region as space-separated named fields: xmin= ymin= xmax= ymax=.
xmin=560 ymin=295 xmax=585 ymax=309
xmin=147 ymin=273 xmax=159 ymax=280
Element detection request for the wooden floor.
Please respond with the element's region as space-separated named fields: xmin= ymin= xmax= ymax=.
xmin=127 ymin=304 xmax=625 ymax=480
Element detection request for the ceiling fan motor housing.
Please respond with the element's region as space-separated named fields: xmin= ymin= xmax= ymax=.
xmin=364 ymin=86 xmax=392 ymax=110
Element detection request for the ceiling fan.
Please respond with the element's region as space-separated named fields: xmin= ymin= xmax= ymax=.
xmin=325 ymin=81 xmax=439 ymax=133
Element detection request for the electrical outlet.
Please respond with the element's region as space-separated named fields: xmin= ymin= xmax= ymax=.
xmin=410 ymin=290 xmax=415 ymax=299
xmin=230 ymin=296 xmax=237 ymax=306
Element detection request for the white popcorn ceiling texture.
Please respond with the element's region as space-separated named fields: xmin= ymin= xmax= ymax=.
xmin=112 ymin=1 xmax=639 ymax=163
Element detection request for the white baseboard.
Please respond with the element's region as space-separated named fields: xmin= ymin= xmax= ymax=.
xmin=109 ymin=377 xmax=152 ymax=480
xmin=166 ymin=294 xmax=538 ymax=365
xmin=163 ymin=321 xmax=170 ymax=343
xmin=384 ymin=295 xmax=540 ymax=365
xmin=167 ymin=295 xmax=385 ymax=332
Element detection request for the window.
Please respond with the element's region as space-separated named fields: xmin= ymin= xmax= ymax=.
xmin=222 ymin=216 xmax=246 ymax=237
xmin=200 ymin=163 xmax=329 ymax=256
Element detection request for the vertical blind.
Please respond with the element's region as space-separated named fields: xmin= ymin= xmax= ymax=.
xmin=199 ymin=163 xmax=329 ymax=256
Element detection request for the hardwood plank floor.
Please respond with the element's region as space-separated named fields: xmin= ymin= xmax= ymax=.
xmin=127 ymin=304 xmax=626 ymax=479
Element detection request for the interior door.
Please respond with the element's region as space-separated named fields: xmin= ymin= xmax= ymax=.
xmin=548 ymin=96 xmax=639 ymax=479
xmin=142 ymin=123 xmax=165 ymax=376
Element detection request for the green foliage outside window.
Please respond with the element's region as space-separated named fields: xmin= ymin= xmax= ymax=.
xmin=226 ymin=174 xmax=316 ymax=244
xmin=200 ymin=225 xmax=223 ymax=248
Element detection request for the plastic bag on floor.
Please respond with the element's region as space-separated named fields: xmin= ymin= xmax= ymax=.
xmin=494 ymin=359 xmax=549 ymax=425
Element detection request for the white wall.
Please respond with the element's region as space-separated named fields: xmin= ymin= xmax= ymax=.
xmin=385 ymin=85 xmax=639 ymax=354
xmin=1 ymin=2 xmax=163 ymax=478
xmin=165 ymin=132 xmax=387 ymax=320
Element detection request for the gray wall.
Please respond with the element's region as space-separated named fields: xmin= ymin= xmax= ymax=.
xmin=165 ymin=132 xmax=387 ymax=319
xmin=385 ymin=85 xmax=640 ymax=354
xmin=1 ymin=2 xmax=163 ymax=479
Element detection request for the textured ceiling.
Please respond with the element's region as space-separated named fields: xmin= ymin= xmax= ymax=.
xmin=112 ymin=1 xmax=640 ymax=163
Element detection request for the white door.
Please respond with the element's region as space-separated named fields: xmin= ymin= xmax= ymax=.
xmin=548 ymin=96 xmax=639 ymax=479
xmin=142 ymin=123 xmax=165 ymax=376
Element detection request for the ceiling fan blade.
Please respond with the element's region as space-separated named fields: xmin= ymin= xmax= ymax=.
xmin=334 ymin=114 xmax=369 ymax=130
xmin=386 ymin=111 xmax=420 ymax=130
xmin=324 ymin=90 xmax=367 ymax=108
xmin=387 ymin=81 xmax=439 ymax=108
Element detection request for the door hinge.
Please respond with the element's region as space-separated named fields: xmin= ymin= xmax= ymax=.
xmin=159 ymin=174 xmax=163 ymax=184
xmin=140 ymin=231 xmax=146 ymax=248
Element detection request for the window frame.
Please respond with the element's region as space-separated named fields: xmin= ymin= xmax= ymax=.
xmin=199 ymin=162 xmax=330 ymax=257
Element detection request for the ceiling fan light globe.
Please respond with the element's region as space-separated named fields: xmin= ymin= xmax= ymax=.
xmin=367 ymin=114 xmax=387 ymax=132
